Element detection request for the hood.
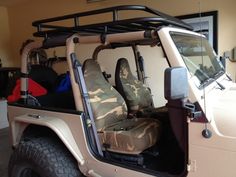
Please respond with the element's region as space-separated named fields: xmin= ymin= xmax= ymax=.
xmin=212 ymin=86 xmax=236 ymax=137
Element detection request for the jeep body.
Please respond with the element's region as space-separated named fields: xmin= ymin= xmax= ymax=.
xmin=7 ymin=5 xmax=236 ymax=177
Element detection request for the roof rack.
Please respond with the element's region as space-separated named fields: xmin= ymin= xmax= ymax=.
xmin=32 ymin=5 xmax=193 ymax=38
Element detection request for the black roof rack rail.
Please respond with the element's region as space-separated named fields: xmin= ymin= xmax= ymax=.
xmin=32 ymin=5 xmax=193 ymax=38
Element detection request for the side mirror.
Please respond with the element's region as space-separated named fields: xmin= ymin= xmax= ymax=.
xmin=164 ymin=67 xmax=188 ymax=100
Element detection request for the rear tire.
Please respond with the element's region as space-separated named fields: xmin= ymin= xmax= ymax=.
xmin=8 ymin=137 xmax=85 ymax=177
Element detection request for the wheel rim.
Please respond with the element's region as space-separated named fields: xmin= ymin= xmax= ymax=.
xmin=20 ymin=168 xmax=41 ymax=177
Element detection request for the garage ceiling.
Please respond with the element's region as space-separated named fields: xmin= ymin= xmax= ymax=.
xmin=0 ymin=0 xmax=30 ymax=6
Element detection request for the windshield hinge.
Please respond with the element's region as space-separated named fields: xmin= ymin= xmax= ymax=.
xmin=183 ymin=102 xmax=202 ymax=121
xmin=187 ymin=160 xmax=197 ymax=172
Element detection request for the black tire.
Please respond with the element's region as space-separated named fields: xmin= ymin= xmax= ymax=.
xmin=8 ymin=137 xmax=85 ymax=177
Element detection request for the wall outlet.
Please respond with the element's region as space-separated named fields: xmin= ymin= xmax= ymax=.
xmin=228 ymin=48 xmax=236 ymax=62
xmin=224 ymin=51 xmax=231 ymax=58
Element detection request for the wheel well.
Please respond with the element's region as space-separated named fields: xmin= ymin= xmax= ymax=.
xmin=21 ymin=124 xmax=78 ymax=159
xmin=21 ymin=124 xmax=59 ymax=141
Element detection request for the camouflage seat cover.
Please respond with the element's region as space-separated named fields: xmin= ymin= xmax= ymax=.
xmin=99 ymin=118 xmax=160 ymax=154
xmin=115 ymin=58 xmax=153 ymax=111
xmin=83 ymin=59 xmax=161 ymax=154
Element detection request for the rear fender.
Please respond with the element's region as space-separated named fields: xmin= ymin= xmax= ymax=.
xmin=11 ymin=114 xmax=85 ymax=165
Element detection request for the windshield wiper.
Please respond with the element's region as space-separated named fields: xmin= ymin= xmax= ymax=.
xmin=226 ymin=74 xmax=232 ymax=81
xmin=214 ymin=70 xmax=226 ymax=89
xmin=215 ymin=69 xmax=232 ymax=81
xmin=201 ymin=75 xmax=225 ymax=90
xmin=215 ymin=80 xmax=225 ymax=90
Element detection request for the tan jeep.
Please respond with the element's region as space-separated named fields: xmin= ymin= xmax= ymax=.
xmin=7 ymin=5 xmax=236 ymax=177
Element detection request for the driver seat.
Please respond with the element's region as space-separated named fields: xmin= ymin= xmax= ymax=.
xmin=83 ymin=59 xmax=161 ymax=154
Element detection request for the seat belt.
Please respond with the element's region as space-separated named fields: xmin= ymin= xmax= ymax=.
xmin=70 ymin=53 xmax=103 ymax=157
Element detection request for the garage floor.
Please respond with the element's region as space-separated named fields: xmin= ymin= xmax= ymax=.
xmin=0 ymin=128 xmax=11 ymax=177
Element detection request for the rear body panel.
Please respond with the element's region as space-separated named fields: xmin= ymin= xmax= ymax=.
xmin=8 ymin=105 xmax=162 ymax=177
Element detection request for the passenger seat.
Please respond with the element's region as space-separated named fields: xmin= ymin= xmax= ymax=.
xmin=115 ymin=58 xmax=167 ymax=117
xmin=83 ymin=59 xmax=161 ymax=155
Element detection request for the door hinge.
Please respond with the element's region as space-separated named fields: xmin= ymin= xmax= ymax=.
xmin=187 ymin=160 xmax=197 ymax=172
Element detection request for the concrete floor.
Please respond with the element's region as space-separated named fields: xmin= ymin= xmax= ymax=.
xmin=0 ymin=128 xmax=11 ymax=177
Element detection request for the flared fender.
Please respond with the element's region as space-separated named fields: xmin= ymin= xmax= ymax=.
xmin=11 ymin=114 xmax=85 ymax=166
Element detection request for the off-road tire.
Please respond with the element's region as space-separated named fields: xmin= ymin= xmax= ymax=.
xmin=8 ymin=137 xmax=85 ymax=177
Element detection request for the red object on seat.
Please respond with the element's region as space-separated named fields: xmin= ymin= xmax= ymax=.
xmin=7 ymin=79 xmax=47 ymax=102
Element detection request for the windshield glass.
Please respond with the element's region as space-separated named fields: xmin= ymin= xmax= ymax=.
xmin=171 ymin=32 xmax=224 ymax=87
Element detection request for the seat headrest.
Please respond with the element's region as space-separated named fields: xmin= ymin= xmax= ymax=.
xmin=116 ymin=58 xmax=133 ymax=80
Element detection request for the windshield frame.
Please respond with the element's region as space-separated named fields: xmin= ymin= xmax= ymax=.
xmin=169 ymin=31 xmax=225 ymax=89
